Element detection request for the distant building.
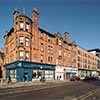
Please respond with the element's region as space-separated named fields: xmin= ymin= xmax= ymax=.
xmin=88 ymin=48 xmax=100 ymax=58
xmin=88 ymin=48 xmax=100 ymax=70
xmin=77 ymin=47 xmax=100 ymax=78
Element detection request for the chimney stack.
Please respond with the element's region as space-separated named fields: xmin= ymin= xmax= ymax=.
xmin=32 ymin=8 xmax=39 ymax=27
xmin=64 ymin=32 xmax=69 ymax=43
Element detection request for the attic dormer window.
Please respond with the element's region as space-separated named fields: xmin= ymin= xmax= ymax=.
xmin=59 ymin=39 xmax=62 ymax=45
xmin=20 ymin=21 xmax=24 ymax=30
xmin=40 ymin=32 xmax=44 ymax=39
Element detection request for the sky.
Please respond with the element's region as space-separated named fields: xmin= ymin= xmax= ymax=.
xmin=0 ymin=0 xmax=100 ymax=50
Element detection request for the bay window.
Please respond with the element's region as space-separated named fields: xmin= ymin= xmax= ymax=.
xmin=19 ymin=36 xmax=24 ymax=46
xmin=20 ymin=21 xmax=24 ymax=30
xmin=26 ymin=23 xmax=29 ymax=32
xmin=25 ymin=37 xmax=29 ymax=47
xmin=25 ymin=52 xmax=29 ymax=61
xmin=19 ymin=51 xmax=24 ymax=60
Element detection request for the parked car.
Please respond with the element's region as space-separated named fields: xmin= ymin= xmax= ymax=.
xmin=70 ymin=76 xmax=80 ymax=81
xmin=83 ymin=76 xmax=90 ymax=81
xmin=85 ymin=76 xmax=90 ymax=80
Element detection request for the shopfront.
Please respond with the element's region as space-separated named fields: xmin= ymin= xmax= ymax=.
xmin=66 ymin=67 xmax=78 ymax=80
xmin=4 ymin=61 xmax=55 ymax=82
xmin=55 ymin=66 xmax=66 ymax=80
xmin=78 ymin=69 xmax=98 ymax=78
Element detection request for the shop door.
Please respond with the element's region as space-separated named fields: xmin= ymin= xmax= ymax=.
xmin=24 ymin=73 xmax=28 ymax=82
xmin=72 ymin=73 xmax=76 ymax=76
xmin=66 ymin=73 xmax=70 ymax=80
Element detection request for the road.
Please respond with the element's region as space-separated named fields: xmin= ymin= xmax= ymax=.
xmin=0 ymin=80 xmax=100 ymax=100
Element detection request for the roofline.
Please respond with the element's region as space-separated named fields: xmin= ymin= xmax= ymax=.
xmin=39 ymin=28 xmax=55 ymax=37
xmin=16 ymin=15 xmax=32 ymax=22
xmin=88 ymin=48 xmax=100 ymax=52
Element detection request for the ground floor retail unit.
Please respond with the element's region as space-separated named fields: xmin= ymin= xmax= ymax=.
xmin=55 ymin=66 xmax=78 ymax=80
xmin=4 ymin=61 xmax=99 ymax=82
xmin=4 ymin=61 xmax=56 ymax=82
xmin=78 ymin=69 xmax=99 ymax=78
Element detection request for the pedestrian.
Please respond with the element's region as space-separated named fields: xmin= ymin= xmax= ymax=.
xmin=7 ymin=76 xmax=12 ymax=84
xmin=60 ymin=75 xmax=61 ymax=80
xmin=24 ymin=75 xmax=26 ymax=82
xmin=57 ymin=76 xmax=59 ymax=80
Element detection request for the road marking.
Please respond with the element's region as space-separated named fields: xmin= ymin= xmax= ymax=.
xmin=76 ymin=88 xmax=100 ymax=100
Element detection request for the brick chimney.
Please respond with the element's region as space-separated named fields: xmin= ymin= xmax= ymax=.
xmin=32 ymin=8 xmax=39 ymax=27
xmin=64 ymin=32 xmax=69 ymax=43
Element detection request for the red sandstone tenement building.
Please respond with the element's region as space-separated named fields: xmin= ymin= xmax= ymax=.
xmin=3 ymin=8 xmax=100 ymax=82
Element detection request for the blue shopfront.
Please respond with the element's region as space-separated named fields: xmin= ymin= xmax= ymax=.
xmin=4 ymin=61 xmax=56 ymax=82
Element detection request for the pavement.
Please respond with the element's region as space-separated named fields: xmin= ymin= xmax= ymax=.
xmin=0 ymin=80 xmax=69 ymax=89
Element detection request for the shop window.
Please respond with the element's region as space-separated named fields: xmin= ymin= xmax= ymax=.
xmin=10 ymin=69 xmax=16 ymax=79
xmin=37 ymin=71 xmax=42 ymax=78
xmin=19 ymin=36 xmax=24 ymax=46
xmin=32 ymin=72 xmax=36 ymax=78
xmin=25 ymin=37 xmax=29 ymax=47
xmin=32 ymin=70 xmax=42 ymax=79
